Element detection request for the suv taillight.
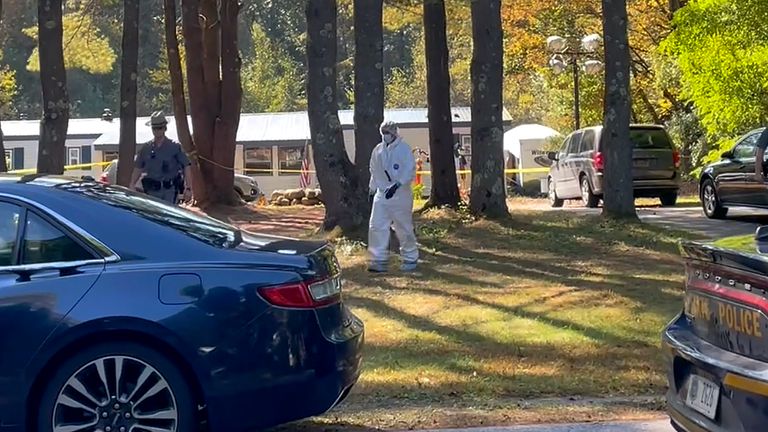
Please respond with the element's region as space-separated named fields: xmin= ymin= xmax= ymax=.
xmin=593 ymin=152 xmax=604 ymax=171
xmin=673 ymin=150 xmax=681 ymax=168
xmin=258 ymin=277 xmax=341 ymax=308
xmin=99 ymin=173 xmax=109 ymax=183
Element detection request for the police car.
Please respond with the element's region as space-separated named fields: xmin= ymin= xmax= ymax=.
xmin=663 ymin=227 xmax=768 ymax=431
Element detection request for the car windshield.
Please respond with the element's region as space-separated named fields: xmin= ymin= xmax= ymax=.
xmin=629 ymin=128 xmax=673 ymax=149
xmin=56 ymin=182 xmax=242 ymax=248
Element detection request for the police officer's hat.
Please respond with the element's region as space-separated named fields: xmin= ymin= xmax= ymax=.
xmin=147 ymin=111 xmax=168 ymax=128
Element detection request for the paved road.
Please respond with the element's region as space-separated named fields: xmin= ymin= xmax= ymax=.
xmin=545 ymin=204 xmax=768 ymax=239
xmin=412 ymin=419 xmax=674 ymax=432
xmin=638 ymin=206 xmax=768 ymax=239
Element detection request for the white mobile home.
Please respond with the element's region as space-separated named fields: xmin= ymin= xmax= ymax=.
xmin=2 ymin=107 xmax=513 ymax=196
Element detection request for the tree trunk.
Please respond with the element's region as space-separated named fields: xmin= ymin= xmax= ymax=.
xmin=180 ymin=0 xmax=241 ymax=206
xmin=424 ymin=0 xmax=459 ymax=207
xmin=306 ymin=0 xmax=369 ymax=234
xmin=212 ymin=0 xmax=241 ymax=202
xmin=353 ymin=0 xmax=383 ymax=195
xmin=469 ymin=0 xmax=507 ymax=218
xmin=600 ymin=0 xmax=637 ymax=220
xmin=37 ymin=0 xmax=68 ymax=175
xmin=164 ymin=0 xmax=205 ymax=203
xmin=636 ymin=87 xmax=660 ymax=124
xmin=0 ymin=0 xmax=5 ymax=173
xmin=116 ymin=0 xmax=139 ymax=187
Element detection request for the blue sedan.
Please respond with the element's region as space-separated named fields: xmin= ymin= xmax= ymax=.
xmin=0 ymin=175 xmax=363 ymax=432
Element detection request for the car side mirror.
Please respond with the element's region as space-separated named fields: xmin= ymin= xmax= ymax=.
xmin=722 ymin=150 xmax=734 ymax=159
xmin=534 ymin=155 xmax=553 ymax=168
xmin=547 ymin=151 xmax=559 ymax=161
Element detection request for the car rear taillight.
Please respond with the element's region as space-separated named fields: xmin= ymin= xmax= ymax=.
xmin=99 ymin=173 xmax=109 ymax=184
xmin=593 ymin=152 xmax=604 ymax=171
xmin=258 ymin=277 xmax=341 ymax=308
xmin=673 ymin=150 xmax=681 ymax=168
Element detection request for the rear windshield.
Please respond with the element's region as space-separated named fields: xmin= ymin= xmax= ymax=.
xmin=628 ymin=128 xmax=673 ymax=149
xmin=57 ymin=182 xmax=241 ymax=248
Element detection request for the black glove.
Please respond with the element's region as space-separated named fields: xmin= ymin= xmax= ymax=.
xmin=385 ymin=182 xmax=400 ymax=199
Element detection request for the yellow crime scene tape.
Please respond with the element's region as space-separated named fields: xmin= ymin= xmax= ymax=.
xmin=7 ymin=161 xmax=114 ymax=175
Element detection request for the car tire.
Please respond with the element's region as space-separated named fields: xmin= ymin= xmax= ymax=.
xmin=659 ymin=192 xmax=678 ymax=207
xmin=37 ymin=342 xmax=198 ymax=432
xmin=548 ymin=177 xmax=564 ymax=208
xmin=580 ymin=175 xmax=599 ymax=208
xmin=701 ymin=179 xmax=727 ymax=219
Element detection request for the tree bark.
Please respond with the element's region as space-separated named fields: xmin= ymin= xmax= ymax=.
xmin=424 ymin=0 xmax=459 ymax=207
xmin=201 ymin=0 xmax=221 ymax=115
xmin=212 ymin=0 xmax=241 ymax=202
xmin=600 ymin=0 xmax=637 ymax=220
xmin=37 ymin=0 xmax=69 ymax=175
xmin=116 ymin=0 xmax=139 ymax=187
xmin=0 ymin=0 xmax=6 ymax=173
xmin=469 ymin=0 xmax=507 ymax=218
xmin=0 ymin=125 xmax=4 ymax=172
xmin=180 ymin=0 xmax=241 ymax=206
xmin=164 ymin=0 xmax=205 ymax=202
xmin=306 ymin=0 xmax=369 ymax=234
xmin=353 ymin=0 xmax=383 ymax=195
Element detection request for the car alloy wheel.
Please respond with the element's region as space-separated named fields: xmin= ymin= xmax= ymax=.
xmin=702 ymin=183 xmax=717 ymax=215
xmin=700 ymin=180 xmax=727 ymax=219
xmin=52 ymin=355 xmax=179 ymax=432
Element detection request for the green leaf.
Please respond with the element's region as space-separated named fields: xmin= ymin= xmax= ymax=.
xmin=23 ymin=11 xmax=117 ymax=75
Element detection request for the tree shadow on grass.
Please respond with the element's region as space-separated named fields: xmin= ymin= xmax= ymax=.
xmin=340 ymin=289 xmax=667 ymax=403
xmin=347 ymin=281 xmax=654 ymax=351
xmin=420 ymin=247 xmax=682 ymax=314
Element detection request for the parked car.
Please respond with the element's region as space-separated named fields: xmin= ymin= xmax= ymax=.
xmin=100 ymin=159 xmax=261 ymax=201
xmin=546 ymin=124 xmax=681 ymax=208
xmin=699 ymin=127 xmax=767 ymax=219
xmin=663 ymin=227 xmax=768 ymax=432
xmin=0 ymin=174 xmax=363 ymax=432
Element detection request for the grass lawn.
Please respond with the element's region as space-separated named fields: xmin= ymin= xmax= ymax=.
xmin=208 ymin=204 xmax=698 ymax=430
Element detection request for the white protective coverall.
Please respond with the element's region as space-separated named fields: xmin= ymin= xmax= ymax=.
xmin=368 ymin=135 xmax=419 ymax=266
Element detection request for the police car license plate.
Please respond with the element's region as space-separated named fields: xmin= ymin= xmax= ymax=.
xmin=685 ymin=374 xmax=719 ymax=419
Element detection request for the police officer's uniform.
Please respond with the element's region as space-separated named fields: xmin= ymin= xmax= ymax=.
xmin=135 ymin=113 xmax=191 ymax=204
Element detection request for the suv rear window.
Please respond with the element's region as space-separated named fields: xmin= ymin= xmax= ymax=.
xmin=629 ymin=128 xmax=673 ymax=149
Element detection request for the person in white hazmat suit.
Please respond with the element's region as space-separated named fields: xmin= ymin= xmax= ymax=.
xmin=367 ymin=121 xmax=419 ymax=273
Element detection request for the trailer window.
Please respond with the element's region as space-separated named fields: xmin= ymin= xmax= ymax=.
xmin=244 ymin=148 xmax=273 ymax=176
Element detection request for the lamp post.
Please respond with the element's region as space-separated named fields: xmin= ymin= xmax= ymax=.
xmin=546 ymin=34 xmax=603 ymax=130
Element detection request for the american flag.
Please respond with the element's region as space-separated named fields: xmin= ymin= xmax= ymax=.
xmin=299 ymin=141 xmax=311 ymax=189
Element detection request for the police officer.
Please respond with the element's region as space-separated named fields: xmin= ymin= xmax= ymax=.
xmin=131 ymin=111 xmax=193 ymax=204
